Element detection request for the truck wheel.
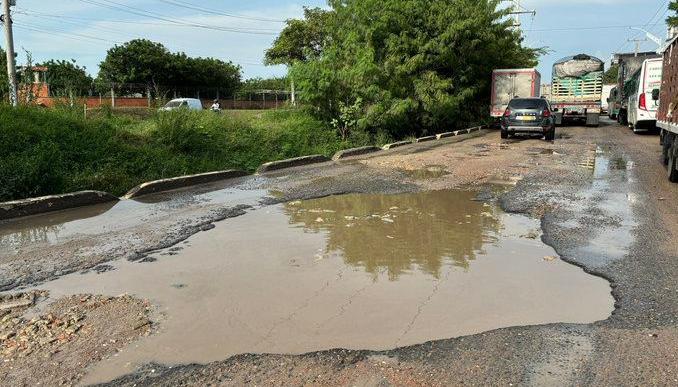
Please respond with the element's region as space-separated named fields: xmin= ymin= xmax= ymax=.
xmin=662 ymin=139 xmax=670 ymax=165
xmin=669 ymin=152 xmax=678 ymax=183
xmin=501 ymin=130 xmax=508 ymax=139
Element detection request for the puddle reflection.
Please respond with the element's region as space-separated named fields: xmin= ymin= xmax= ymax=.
xmin=284 ymin=191 xmax=501 ymax=279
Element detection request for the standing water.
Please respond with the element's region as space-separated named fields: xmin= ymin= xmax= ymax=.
xmin=28 ymin=189 xmax=613 ymax=384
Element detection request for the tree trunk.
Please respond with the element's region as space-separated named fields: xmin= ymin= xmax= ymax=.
xmin=290 ymin=78 xmax=296 ymax=107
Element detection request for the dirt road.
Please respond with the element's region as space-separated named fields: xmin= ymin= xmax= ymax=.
xmin=1 ymin=119 xmax=676 ymax=386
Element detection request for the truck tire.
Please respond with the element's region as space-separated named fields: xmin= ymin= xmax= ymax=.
xmin=554 ymin=112 xmax=563 ymax=126
xmin=586 ymin=113 xmax=599 ymax=127
xmin=501 ymin=130 xmax=508 ymax=139
xmin=545 ymin=129 xmax=555 ymax=142
xmin=662 ymin=139 xmax=670 ymax=165
xmin=669 ymin=152 xmax=678 ymax=183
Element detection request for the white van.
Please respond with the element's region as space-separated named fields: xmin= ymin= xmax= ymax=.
xmin=628 ymin=58 xmax=663 ymax=132
xmin=160 ymin=98 xmax=204 ymax=111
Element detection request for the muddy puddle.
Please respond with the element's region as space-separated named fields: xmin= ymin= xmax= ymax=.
xmin=28 ymin=189 xmax=613 ymax=384
xmin=0 ymin=186 xmax=265 ymax=256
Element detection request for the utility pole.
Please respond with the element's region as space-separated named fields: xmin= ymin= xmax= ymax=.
xmin=2 ymin=0 xmax=18 ymax=107
xmin=507 ymin=0 xmax=536 ymax=28
xmin=628 ymin=37 xmax=648 ymax=57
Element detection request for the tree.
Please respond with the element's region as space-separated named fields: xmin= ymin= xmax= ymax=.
xmin=603 ymin=64 xmax=619 ymax=84
xmin=265 ymin=7 xmax=332 ymax=104
xmin=668 ymin=1 xmax=678 ymax=27
xmin=0 ymin=47 xmax=7 ymax=101
xmin=39 ymin=59 xmax=93 ymax=99
xmin=98 ymin=39 xmax=172 ymax=96
xmin=287 ymin=0 xmax=541 ymax=138
xmin=97 ymin=39 xmax=241 ymax=99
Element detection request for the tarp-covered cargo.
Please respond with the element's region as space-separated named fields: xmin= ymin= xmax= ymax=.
xmin=553 ymin=54 xmax=604 ymax=78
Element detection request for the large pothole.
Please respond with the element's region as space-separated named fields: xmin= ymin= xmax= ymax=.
xmin=26 ymin=189 xmax=613 ymax=384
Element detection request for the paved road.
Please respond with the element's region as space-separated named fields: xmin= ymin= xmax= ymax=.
xmin=1 ymin=120 xmax=677 ymax=386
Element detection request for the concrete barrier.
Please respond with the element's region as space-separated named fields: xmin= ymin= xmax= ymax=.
xmin=415 ymin=136 xmax=437 ymax=143
xmin=382 ymin=141 xmax=412 ymax=150
xmin=0 ymin=191 xmax=119 ymax=221
xmin=124 ymin=170 xmax=249 ymax=199
xmin=436 ymin=132 xmax=457 ymax=140
xmin=257 ymin=155 xmax=330 ymax=174
xmin=332 ymin=146 xmax=381 ymax=160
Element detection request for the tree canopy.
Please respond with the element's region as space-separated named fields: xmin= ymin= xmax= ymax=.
xmin=264 ymin=7 xmax=332 ymax=66
xmin=98 ymin=39 xmax=241 ymax=98
xmin=39 ymin=59 xmax=93 ymax=97
xmin=603 ymin=64 xmax=619 ymax=84
xmin=279 ymin=0 xmax=541 ymax=138
xmin=668 ymin=1 xmax=678 ymax=27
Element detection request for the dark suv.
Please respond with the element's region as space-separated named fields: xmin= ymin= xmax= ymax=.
xmin=501 ymin=98 xmax=556 ymax=141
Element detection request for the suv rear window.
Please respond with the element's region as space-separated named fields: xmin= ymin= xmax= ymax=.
xmin=508 ymin=99 xmax=548 ymax=110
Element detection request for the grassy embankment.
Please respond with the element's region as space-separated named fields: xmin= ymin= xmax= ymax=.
xmin=0 ymin=106 xmax=383 ymax=202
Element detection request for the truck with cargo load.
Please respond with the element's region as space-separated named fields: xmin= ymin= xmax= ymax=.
xmin=550 ymin=54 xmax=604 ymax=127
xmin=656 ymin=35 xmax=678 ymax=182
xmin=490 ymin=69 xmax=541 ymax=120
xmin=611 ymin=52 xmax=662 ymax=125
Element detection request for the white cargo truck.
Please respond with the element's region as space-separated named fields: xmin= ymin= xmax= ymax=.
xmin=490 ymin=69 xmax=541 ymax=119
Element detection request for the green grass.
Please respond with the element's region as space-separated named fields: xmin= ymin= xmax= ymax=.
xmin=0 ymin=106 xmax=380 ymax=201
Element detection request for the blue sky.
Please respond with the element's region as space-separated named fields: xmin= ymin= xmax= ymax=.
xmin=6 ymin=0 xmax=672 ymax=81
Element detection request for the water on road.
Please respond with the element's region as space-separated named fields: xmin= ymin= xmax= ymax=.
xmin=30 ymin=189 xmax=613 ymax=384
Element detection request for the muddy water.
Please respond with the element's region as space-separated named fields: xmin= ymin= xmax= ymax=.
xmin=32 ymin=190 xmax=613 ymax=384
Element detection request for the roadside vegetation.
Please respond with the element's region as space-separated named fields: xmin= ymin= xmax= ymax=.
xmin=0 ymin=106 xmax=377 ymax=201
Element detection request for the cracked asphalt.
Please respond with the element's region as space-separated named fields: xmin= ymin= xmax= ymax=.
xmin=1 ymin=119 xmax=677 ymax=386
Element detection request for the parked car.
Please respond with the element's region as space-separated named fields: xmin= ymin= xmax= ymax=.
xmin=501 ymin=97 xmax=556 ymax=141
xmin=160 ymin=98 xmax=204 ymax=111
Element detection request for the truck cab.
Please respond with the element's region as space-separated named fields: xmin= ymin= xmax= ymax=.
xmin=627 ymin=58 xmax=663 ymax=132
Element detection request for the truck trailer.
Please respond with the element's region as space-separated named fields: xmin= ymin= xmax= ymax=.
xmin=490 ymin=69 xmax=541 ymax=119
xmin=656 ymin=36 xmax=678 ymax=182
xmin=550 ymin=54 xmax=604 ymax=127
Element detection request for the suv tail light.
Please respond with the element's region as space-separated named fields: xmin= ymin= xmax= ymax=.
xmin=639 ymin=93 xmax=647 ymax=110
xmin=542 ymin=109 xmax=551 ymax=117
xmin=503 ymin=109 xmax=512 ymax=117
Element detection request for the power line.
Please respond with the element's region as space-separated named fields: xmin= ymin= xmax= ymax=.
xmin=154 ymin=0 xmax=286 ymax=23
xmin=75 ymin=0 xmax=279 ymax=35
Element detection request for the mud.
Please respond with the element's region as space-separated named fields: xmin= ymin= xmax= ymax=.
xmin=28 ymin=189 xmax=613 ymax=384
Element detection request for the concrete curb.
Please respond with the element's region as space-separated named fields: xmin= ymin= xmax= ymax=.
xmin=415 ymin=136 xmax=437 ymax=143
xmin=0 ymin=191 xmax=119 ymax=221
xmin=332 ymin=146 xmax=381 ymax=160
xmin=436 ymin=132 xmax=456 ymax=140
xmin=382 ymin=141 xmax=413 ymax=150
xmin=124 ymin=170 xmax=249 ymax=199
xmin=257 ymin=155 xmax=330 ymax=174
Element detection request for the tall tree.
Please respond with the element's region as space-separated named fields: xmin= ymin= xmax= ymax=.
xmin=265 ymin=7 xmax=332 ymax=104
xmin=39 ymin=59 xmax=93 ymax=98
xmin=603 ymin=64 xmax=619 ymax=84
xmin=288 ymin=0 xmax=541 ymax=138
xmin=98 ymin=39 xmax=172 ymax=96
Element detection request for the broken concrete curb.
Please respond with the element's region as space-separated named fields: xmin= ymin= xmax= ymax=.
xmin=436 ymin=132 xmax=457 ymax=140
xmin=415 ymin=136 xmax=437 ymax=143
xmin=332 ymin=146 xmax=382 ymax=160
xmin=0 ymin=191 xmax=119 ymax=221
xmin=382 ymin=141 xmax=413 ymax=150
xmin=124 ymin=170 xmax=249 ymax=199
xmin=257 ymin=155 xmax=331 ymax=174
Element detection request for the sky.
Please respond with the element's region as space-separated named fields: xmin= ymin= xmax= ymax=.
xmin=5 ymin=0 xmax=672 ymax=81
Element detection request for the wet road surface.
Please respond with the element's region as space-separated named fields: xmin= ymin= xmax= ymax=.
xmin=1 ymin=120 xmax=677 ymax=386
